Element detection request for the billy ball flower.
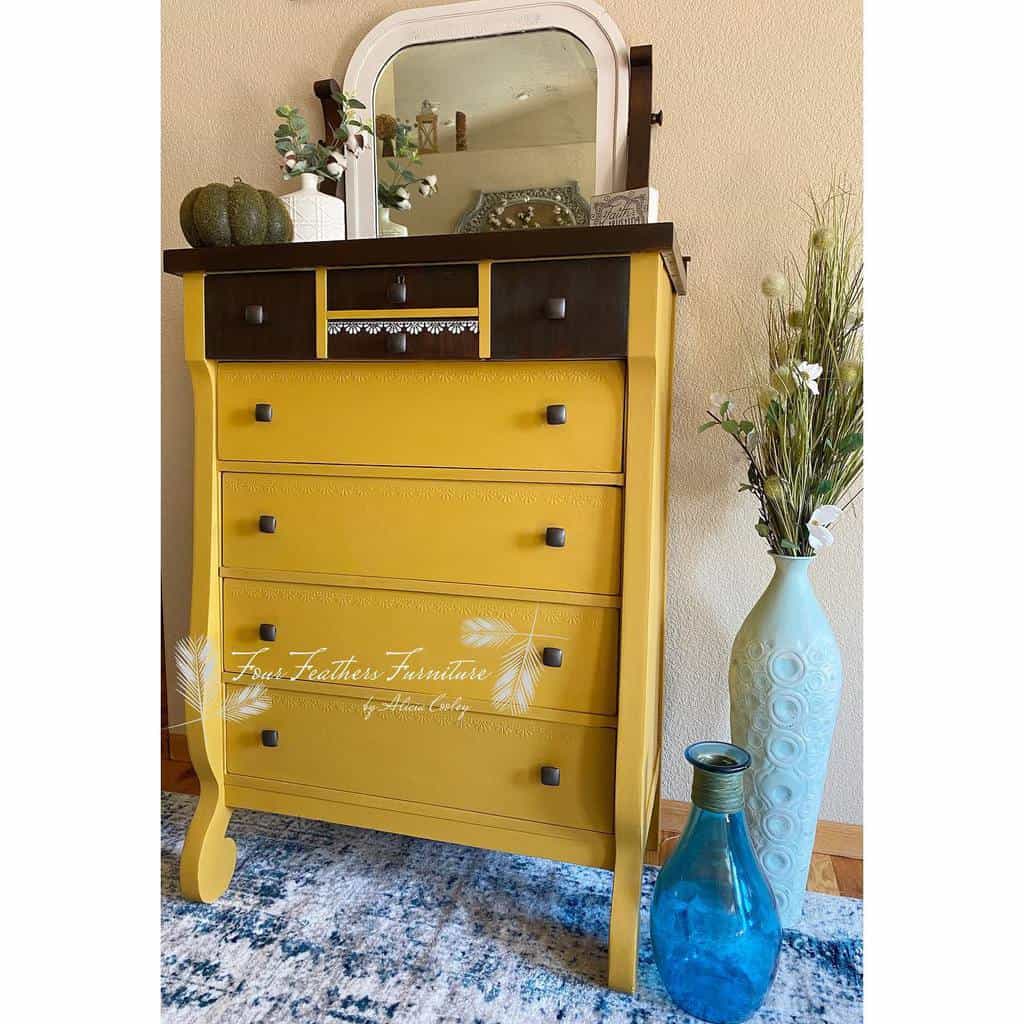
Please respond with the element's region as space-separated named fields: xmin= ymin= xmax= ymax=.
xmin=812 ymin=226 xmax=837 ymax=251
xmin=763 ymin=476 xmax=786 ymax=502
xmin=839 ymin=359 xmax=862 ymax=389
xmin=786 ymin=309 xmax=805 ymax=329
xmin=760 ymin=272 xmax=788 ymax=299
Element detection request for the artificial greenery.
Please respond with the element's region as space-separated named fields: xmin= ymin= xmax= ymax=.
xmin=273 ymin=90 xmax=373 ymax=182
xmin=700 ymin=183 xmax=864 ymax=557
xmin=378 ymin=120 xmax=438 ymax=212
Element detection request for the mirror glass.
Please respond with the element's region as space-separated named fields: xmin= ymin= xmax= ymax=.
xmin=372 ymin=29 xmax=597 ymax=237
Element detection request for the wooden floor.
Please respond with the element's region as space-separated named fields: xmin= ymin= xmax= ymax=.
xmin=161 ymin=739 xmax=862 ymax=900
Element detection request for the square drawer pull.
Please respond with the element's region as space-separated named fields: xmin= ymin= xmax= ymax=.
xmin=254 ymin=403 xmax=273 ymax=422
xmin=244 ymin=304 xmax=264 ymax=326
xmin=259 ymin=623 xmax=277 ymax=642
xmin=546 ymin=404 xmax=567 ymax=425
xmin=545 ymin=526 xmax=566 ymax=548
xmin=540 ymin=766 xmax=561 ymax=787
xmin=542 ymin=647 xmax=563 ymax=668
xmin=258 ymin=515 xmax=277 ymax=534
xmin=386 ymin=332 xmax=408 ymax=355
xmin=544 ymin=297 xmax=566 ymax=320
xmin=386 ymin=273 xmax=407 ymax=305
xmin=261 ymin=729 xmax=279 ymax=747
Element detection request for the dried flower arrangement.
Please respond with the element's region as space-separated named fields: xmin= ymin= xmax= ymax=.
xmin=701 ymin=183 xmax=864 ymax=556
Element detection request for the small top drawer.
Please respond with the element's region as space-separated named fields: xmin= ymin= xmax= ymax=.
xmin=205 ymin=272 xmax=315 ymax=360
xmin=491 ymin=257 xmax=629 ymax=359
xmin=327 ymin=264 xmax=478 ymax=310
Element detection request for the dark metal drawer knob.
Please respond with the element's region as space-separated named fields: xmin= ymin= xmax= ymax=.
xmin=540 ymin=766 xmax=561 ymax=787
xmin=258 ymin=515 xmax=277 ymax=534
xmin=261 ymin=729 xmax=279 ymax=748
xmin=542 ymin=647 xmax=563 ymax=668
xmin=546 ymin=404 xmax=567 ymax=425
xmin=244 ymin=304 xmax=265 ymax=326
xmin=386 ymin=273 xmax=407 ymax=305
xmin=254 ymin=403 xmax=273 ymax=422
xmin=259 ymin=623 xmax=277 ymax=642
xmin=544 ymin=297 xmax=566 ymax=320
xmin=387 ymin=331 xmax=408 ymax=355
xmin=545 ymin=527 xmax=566 ymax=548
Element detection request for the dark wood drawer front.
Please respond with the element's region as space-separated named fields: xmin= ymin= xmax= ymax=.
xmin=491 ymin=257 xmax=630 ymax=358
xmin=328 ymin=325 xmax=478 ymax=359
xmin=327 ymin=264 xmax=477 ymax=310
xmin=205 ymin=272 xmax=316 ymax=360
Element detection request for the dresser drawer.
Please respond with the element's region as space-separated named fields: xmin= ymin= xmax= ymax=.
xmin=217 ymin=361 xmax=624 ymax=473
xmin=327 ymin=264 xmax=477 ymax=310
xmin=223 ymin=579 xmax=619 ymax=716
xmin=205 ymin=272 xmax=316 ymax=359
xmin=222 ymin=473 xmax=622 ymax=595
xmin=491 ymin=257 xmax=629 ymax=358
xmin=225 ymin=685 xmax=616 ymax=832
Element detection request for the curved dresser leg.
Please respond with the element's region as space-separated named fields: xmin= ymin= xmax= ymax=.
xmin=178 ymin=270 xmax=236 ymax=903
xmin=607 ymin=835 xmax=644 ymax=993
xmin=180 ymin=790 xmax=237 ymax=902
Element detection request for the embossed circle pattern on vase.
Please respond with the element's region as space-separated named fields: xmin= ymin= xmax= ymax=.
xmin=728 ymin=555 xmax=843 ymax=927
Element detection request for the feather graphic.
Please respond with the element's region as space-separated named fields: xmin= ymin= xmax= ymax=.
xmin=460 ymin=607 xmax=568 ymax=715
xmin=175 ymin=634 xmax=211 ymax=716
xmin=492 ymin=638 xmax=543 ymax=715
xmin=222 ymin=683 xmax=273 ymax=723
xmin=460 ymin=617 xmax=518 ymax=649
xmin=171 ymin=633 xmax=273 ymax=727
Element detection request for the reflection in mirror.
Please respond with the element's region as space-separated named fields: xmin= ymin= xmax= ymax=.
xmin=373 ymin=30 xmax=597 ymax=237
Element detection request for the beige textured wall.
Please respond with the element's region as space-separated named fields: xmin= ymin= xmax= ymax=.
xmin=162 ymin=0 xmax=863 ymax=823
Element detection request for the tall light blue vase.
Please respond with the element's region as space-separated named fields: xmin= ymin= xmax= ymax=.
xmin=729 ymin=555 xmax=843 ymax=927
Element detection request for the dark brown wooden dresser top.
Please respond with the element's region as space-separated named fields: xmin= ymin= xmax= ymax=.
xmin=162 ymin=223 xmax=688 ymax=294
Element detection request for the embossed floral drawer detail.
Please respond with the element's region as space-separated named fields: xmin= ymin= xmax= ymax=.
xmin=225 ymin=683 xmax=616 ymax=832
xmin=221 ymin=472 xmax=623 ymax=594
xmin=217 ymin=361 xmax=625 ymax=472
xmin=223 ymin=578 xmax=619 ymax=717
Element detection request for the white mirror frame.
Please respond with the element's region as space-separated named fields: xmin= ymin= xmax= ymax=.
xmin=342 ymin=0 xmax=631 ymax=239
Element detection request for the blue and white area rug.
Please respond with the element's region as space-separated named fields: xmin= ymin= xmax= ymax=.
xmin=161 ymin=792 xmax=862 ymax=1023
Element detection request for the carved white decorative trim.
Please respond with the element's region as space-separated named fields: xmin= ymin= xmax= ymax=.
xmin=327 ymin=318 xmax=479 ymax=336
xmin=342 ymin=0 xmax=630 ymax=238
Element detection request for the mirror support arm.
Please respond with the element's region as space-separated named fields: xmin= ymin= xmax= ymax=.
xmin=625 ymin=46 xmax=655 ymax=191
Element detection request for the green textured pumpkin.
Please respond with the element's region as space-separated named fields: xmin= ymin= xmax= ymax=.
xmin=179 ymin=178 xmax=293 ymax=247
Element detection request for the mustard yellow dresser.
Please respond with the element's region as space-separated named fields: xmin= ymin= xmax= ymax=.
xmin=164 ymin=224 xmax=686 ymax=993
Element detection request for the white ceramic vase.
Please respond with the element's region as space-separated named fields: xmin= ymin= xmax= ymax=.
xmin=378 ymin=206 xmax=409 ymax=238
xmin=280 ymin=173 xmax=346 ymax=243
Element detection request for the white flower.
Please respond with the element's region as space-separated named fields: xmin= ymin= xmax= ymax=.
xmin=396 ymin=186 xmax=409 ymax=200
xmin=424 ymin=174 xmax=438 ymax=187
xmin=325 ymin=161 xmax=343 ymax=177
xmin=418 ymin=182 xmax=431 ymax=196
xmin=344 ymin=133 xmax=362 ymax=154
xmin=760 ymin=272 xmax=788 ymax=299
xmin=710 ymin=391 xmax=734 ymax=418
xmin=794 ymin=361 xmax=824 ymax=395
xmin=807 ymin=505 xmax=842 ymax=550
xmin=396 ymin=199 xmax=412 ymax=211
xmin=284 ymin=151 xmax=297 ymax=169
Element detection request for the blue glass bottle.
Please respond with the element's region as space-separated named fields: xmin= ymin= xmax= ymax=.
xmin=650 ymin=742 xmax=782 ymax=1023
